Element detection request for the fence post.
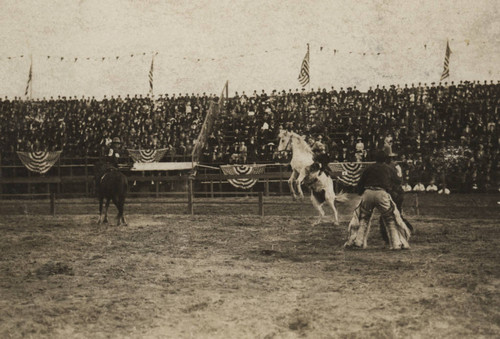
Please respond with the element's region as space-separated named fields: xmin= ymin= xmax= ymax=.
xmin=0 ymin=153 xmax=2 ymax=197
xmin=187 ymin=178 xmax=194 ymax=215
xmin=84 ymin=155 xmax=89 ymax=196
xmin=50 ymin=193 xmax=56 ymax=216
xmin=258 ymin=192 xmax=264 ymax=217
xmin=28 ymin=170 xmax=31 ymax=196
xmin=279 ymin=165 xmax=283 ymax=194
xmin=57 ymin=157 xmax=61 ymax=194
xmin=414 ymin=193 xmax=419 ymax=216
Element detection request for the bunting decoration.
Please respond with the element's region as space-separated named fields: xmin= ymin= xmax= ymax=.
xmin=328 ymin=162 xmax=371 ymax=186
xmin=17 ymin=151 xmax=62 ymax=174
xmin=127 ymin=148 xmax=168 ymax=163
xmin=220 ymin=164 xmax=266 ymax=189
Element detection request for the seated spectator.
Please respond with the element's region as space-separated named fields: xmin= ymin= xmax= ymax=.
xmin=438 ymin=187 xmax=451 ymax=194
xmin=413 ymin=182 xmax=426 ymax=192
xmin=402 ymin=183 xmax=413 ymax=192
xmin=426 ymin=181 xmax=438 ymax=192
xmin=355 ymin=137 xmax=366 ymax=162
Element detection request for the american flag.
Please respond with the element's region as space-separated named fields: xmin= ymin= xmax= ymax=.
xmin=440 ymin=40 xmax=452 ymax=81
xmin=25 ymin=60 xmax=32 ymax=97
xmin=191 ymin=80 xmax=228 ymax=162
xmin=298 ymin=44 xmax=310 ymax=87
xmin=149 ymin=55 xmax=154 ymax=95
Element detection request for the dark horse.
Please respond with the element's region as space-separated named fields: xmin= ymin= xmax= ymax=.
xmin=94 ymin=161 xmax=128 ymax=226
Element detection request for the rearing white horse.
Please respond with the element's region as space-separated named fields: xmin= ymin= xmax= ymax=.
xmin=277 ymin=130 xmax=348 ymax=226
xmin=277 ymin=130 xmax=313 ymax=200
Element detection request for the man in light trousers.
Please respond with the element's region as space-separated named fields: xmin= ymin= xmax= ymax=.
xmin=345 ymin=150 xmax=411 ymax=250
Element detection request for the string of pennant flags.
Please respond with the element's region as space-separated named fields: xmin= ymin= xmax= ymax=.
xmin=1 ymin=51 xmax=159 ymax=62
xmin=0 ymin=38 xmax=489 ymax=63
xmin=7 ymin=38 xmax=464 ymax=99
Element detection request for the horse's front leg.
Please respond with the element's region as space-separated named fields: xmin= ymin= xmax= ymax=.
xmin=103 ymin=199 xmax=110 ymax=224
xmin=97 ymin=197 xmax=104 ymax=224
xmin=327 ymin=193 xmax=340 ymax=226
xmin=288 ymin=171 xmax=299 ymax=200
xmin=296 ymin=171 xmax=306 ymax=200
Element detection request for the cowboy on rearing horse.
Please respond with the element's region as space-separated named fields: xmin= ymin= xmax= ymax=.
xmin=311 ymin=135 xmax=335 ymax=178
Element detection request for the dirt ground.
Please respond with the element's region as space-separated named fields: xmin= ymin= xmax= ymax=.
xmin=0 ymin=194 xmax=499 ymax=338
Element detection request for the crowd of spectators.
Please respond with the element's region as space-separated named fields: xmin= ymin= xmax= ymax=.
xmin=0 ymin=93 xmax=211 ymax=159
xmin=0 ymin=80 xmax=498 ymax=191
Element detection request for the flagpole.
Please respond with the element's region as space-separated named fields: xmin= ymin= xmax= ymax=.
xmin=149 ymin=53 xmax=155 ymax=97
xmin=29 ymin=54 xmax=33 ymax=100
xmin=307 ymin=43 xmax=311 ymax=92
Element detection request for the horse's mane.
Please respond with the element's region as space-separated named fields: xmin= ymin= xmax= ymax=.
xmin=289 ymin=131 xmax=313 ymax=155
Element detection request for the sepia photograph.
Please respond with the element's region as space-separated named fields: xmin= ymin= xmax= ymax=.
xmin=0 ymin=0 xmax=498 ymax=338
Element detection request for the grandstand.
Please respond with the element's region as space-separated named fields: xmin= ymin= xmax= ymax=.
xmin=0 ymin=80 xmax=498 ymax=192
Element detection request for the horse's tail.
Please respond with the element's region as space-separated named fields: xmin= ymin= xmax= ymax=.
xmin=334 ymin=191 xmax=349 ymax=203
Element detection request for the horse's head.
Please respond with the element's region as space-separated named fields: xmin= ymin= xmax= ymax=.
xmin=277 ymin=129 xmax=293 ymax=152
xmin=94 ymin=160 xmax=116 ymax=178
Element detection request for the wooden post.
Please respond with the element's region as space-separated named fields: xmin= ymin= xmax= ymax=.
xmin=0 ymin=153 xmax=3 ymax=197
xmin=187 ymin=178 xmax=194 ymax=215
xmin=210 ymin=181 xmax=214 ymax=198
xmin=28 ymin=170 xmax=32 ymax=196
xmin=57 ymin=157 xmax=61 ymax=194
xmin=258 ymin=192 xmax=264 ymax=216
xmin=279 ymin=166 xmax=283 ymax=194
xmin=50 ymin=193 xmax=56 ymax=216
xmin=415 ymin=192 xmax=420 ymax=216
xmin=219 ymin=173 xmax=223 ymax=198
xmin=264 ymin=179 xmax=269 ymax=196
xmin=84 ymin=155 xmax=89 ymax=195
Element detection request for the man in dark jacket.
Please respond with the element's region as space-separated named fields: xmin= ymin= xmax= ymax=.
xmin=379 ymin=146 xmax=414 ymax=243
xmin=345 ymin=150 xmax=411 ymax=250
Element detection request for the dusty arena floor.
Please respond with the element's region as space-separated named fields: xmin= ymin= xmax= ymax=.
xmin=0 ymin=194 xmax=499 ymax=338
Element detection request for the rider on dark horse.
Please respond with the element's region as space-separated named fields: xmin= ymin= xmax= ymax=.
xmin=96 ymin=137 xmax=122 ymax=186
xmin=105 ymin=137 xmax=122 ymax=168
xmin=95 ymin=136 xmax=128 ymax=226
xmin=311 ymin=135 xmax=335 ymax=178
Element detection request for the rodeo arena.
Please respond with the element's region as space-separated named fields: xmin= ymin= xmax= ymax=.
xmin=1 ymin=1 xmax=499 ymax=339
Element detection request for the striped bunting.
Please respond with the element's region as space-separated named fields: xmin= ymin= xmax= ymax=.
xmin=328 ymin=162 xmax=370 ymax=186
xmin=127 ymin=148 xmax=168 ymax=163
xmin=220 ymin=164 xmax=266 ymax=189
xmin=298 ymin=44 xmax=310 ymax=87
xmin=17 ymin=151 xmax=62 ymax=174
xmin=440 ymin=40 xmax=452 ymax=81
